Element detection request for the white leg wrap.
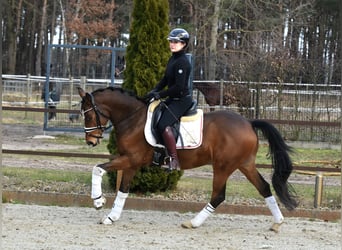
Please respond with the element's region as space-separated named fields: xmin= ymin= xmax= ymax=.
xmin=265 ymin=196 xmax=284 ymax=223
xmin=102 ymin=191 xmax=129 ymax=224
xmin=91 ymin=165 xmax=106 ymax=199
xmin=190 ymin=203 xmax=215 ymax=228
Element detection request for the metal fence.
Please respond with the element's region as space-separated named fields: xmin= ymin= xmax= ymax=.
xmin=192 ymin=80 xmax=341 ymax=142
xmin=2 ymin=74 xmax=341 ymax=143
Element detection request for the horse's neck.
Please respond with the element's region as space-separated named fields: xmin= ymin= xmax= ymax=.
xmin=110 ymin=100 xmax=147 ymax=131
xmin=194 ymin=82 xmax=208 ymax=92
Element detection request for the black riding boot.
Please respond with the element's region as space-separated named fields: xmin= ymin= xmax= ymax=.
xmin=162 ymin=126 xmax=180 ymax=170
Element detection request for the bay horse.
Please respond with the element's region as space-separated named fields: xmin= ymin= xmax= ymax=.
xmin=193 ymin=81 xmax=251 ymax=115
xmin=78 ymin=86 xmax=297 ymax=232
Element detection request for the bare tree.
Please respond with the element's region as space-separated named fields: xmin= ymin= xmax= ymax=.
xmin=6 ymin=0 xmax=23 ymax=74
xmin=208 ymin=0 xmax=220 ymax=80
xmin=35 ymin=0 xmax=48 ymax=76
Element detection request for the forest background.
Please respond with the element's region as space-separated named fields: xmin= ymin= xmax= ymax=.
xmin=1 ymin=0 xmax=341 ymax=85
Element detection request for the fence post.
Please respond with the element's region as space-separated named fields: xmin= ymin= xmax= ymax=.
xmin=220 ymin=79 xmax=224 ymax=109
xmin=69 ymin=77 xmax=74 ymax=109
xmin=81 ymin=76 xmax=86 ymax=91
xmin=255 ymin=83 xmax=260 ymax=119
xmin=25 ymin=74 xmax=31 ymax=119
xmin=314 ymin=172 xmax=323 ymax=208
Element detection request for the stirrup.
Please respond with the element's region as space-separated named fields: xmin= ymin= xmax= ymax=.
xmin=93 ymin=196 xmax=106 ymax=210
xmin=162 ymin=156 xmax=180 ymax=171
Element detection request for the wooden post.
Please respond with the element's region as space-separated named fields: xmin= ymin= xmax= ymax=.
xmin=314 ymin=172 xmax=323 ymax=208
xmin=25 ymin=74 xmax=31 ymax=119
xmin=220 ymin=79 xmax=223 ymax=109
xmin=69 ymin=77 xmax=73 ymax=109
xmin=81 ymin=76 xmax=86 ymax=91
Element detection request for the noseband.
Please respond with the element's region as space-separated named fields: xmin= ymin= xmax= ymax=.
xmin=81 ymin=93 xmax=112 ymax=139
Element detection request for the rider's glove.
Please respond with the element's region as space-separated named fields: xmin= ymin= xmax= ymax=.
xmin=143 ymin=91 xmax=160 ymax=102
xmin=151 ymin=92 xmax=160 ymax=100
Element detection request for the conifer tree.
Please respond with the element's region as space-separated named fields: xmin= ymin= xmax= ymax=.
xmin=123 ymin=0 xmax=170 ymax=95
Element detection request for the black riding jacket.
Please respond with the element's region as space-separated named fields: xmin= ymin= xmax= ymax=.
xmin=153 ymin=50 xmax=191 ymax=99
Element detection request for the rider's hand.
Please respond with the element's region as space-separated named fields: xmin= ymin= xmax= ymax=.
xmin=143 ymin=91 xmax=160 ymax=102
xmin=151 ymin=92 xmax=160 ymax=100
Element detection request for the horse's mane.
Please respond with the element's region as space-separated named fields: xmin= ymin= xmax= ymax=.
xmin=92 ymin=86 xmax=145 ymax=103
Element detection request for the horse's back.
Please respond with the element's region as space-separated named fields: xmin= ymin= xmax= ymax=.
xmin=204 ymin=109 xmax=252 ymax=131
xmin=202 ymin=110 xmax=258 ymax=154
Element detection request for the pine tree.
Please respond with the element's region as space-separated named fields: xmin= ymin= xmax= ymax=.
xmin=123 ymin=0 xmax=170 ymax=95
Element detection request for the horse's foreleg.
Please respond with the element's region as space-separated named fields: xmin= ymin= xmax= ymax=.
xmin=100 ymin=168 xmax=136 ymax=225
xmin=91 ymin=165 xmax=107 ymax=209
xmin=100 ymin=191 xmax=129 ymax=225
xmin=91 ymin=155 xmax=133 ymax=209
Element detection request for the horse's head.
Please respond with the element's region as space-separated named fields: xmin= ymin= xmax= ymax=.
xmin=78 ymin=87 xmax=111 ymax=146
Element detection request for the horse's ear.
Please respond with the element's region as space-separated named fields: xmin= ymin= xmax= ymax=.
xmin=78 ymin=87 xmax=86 ymax=98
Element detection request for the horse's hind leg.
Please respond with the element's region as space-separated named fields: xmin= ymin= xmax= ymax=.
xmin=239 ymin=166 xmax=284 ymax=232
xmin=182 ymin=167 xmax=231 ymax=229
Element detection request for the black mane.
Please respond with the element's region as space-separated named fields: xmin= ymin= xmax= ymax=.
xmin=92 ymin=86 xmax=146 ymax=103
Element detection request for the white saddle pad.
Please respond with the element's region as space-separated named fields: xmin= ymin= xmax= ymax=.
xmin=144 ymin=101 xmax=203 ymax=149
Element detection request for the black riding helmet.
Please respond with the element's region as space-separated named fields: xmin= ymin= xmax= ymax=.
xmin=167 ymin=28 xmax=190 ymax=48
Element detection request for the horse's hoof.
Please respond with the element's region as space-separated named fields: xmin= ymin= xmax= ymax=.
xmin=269 ymin=222 xmax=283 ymax=233
xmin=93 ymin=196 xmax=106 ymax=210
xmin=99 ymin=215 xmax=116 ymax=225
xmin=181 ymin=221 xmax=195 ymax=229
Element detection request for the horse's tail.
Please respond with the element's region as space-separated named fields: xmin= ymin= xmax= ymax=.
xmin=251 ymin=120 xmax=298 ymax=210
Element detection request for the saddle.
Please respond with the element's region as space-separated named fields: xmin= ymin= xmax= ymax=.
xmin=144 ymin=100 xmax=203 ymax=166
xmin=150 ymin=100 xmax=198 ymax=143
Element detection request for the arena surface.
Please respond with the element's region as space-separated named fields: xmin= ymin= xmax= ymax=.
xmin=2 ymin=203 xmax=340 ymax=250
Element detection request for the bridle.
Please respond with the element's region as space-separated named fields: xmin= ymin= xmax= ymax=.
xmin=81 ymin=92 xmax=112 ymax=139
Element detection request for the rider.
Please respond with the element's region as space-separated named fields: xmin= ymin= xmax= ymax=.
xmin=144 ymin=28 xmax=193 ymax=170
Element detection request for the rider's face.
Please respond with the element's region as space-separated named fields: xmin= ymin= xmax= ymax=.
xmin=169 ymin=40 xmax=185 ymax=52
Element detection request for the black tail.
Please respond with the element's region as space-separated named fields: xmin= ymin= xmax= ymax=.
xmin=251 ymin=120 xmax=298 ymax=210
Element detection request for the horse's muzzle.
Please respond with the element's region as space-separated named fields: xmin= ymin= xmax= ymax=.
xmin=87 ymin=140 xmax=97 ymax=147
xmin=85 ymin=133 xmax=102 ymax=147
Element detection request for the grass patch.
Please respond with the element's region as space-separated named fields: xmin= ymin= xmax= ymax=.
xmin=176 ymin=176 xmax=340 ymax=209
xmin=256 ymin=143 xmax=340 ymax=166
xmin=3 ymin=166 xmax=340 ymax=209
xmin=3 ymin=167 xmax=112 ymax=194
xmin=2 ymin=110 xmax=44 ymax=125
xmin=3 ymin=167 xmax=91 ymax=183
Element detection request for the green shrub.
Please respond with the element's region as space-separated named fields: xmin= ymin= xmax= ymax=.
xmin=106 ymin=129 xmax=183 ymax=193
xmin=106 ymin=0 xmax=183 ymax=193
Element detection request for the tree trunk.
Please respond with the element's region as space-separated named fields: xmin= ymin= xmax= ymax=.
xmin=7 ymin=0 xmax=23 ymax=74
xmin=35 ymin=0 xmax=47 ymax=76
xmin=28 ymin=2 xmax=36 ymax=74
xmin=208 ymin=0 xmax=220 ymax=80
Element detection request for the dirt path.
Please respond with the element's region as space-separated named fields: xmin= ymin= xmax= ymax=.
xmin=2 ymin=203 xmax=340 ymax=250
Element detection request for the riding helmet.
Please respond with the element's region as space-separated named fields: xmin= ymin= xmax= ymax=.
xmin=167 ymin=28 xmax=190 ymax=48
